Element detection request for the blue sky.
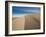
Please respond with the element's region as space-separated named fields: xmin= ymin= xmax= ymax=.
xmin=12 ymin=6 xmax=40 ymax=17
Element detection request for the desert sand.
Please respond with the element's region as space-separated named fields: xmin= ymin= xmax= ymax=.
xmin=12 ymin=14 xmax=40 ymax=30
xmin=12 ymin=16 xmax=25 ymax=30
xmin=24 ymin=14 xmax=40 ymax=30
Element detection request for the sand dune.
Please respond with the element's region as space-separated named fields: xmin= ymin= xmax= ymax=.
xmin=24 ymin=14 xmax=40 ymax=30
xmin=12 ymin=14 xmax=40 ymax=30
xmin=12 ymin=16 xmax=25 ymax=30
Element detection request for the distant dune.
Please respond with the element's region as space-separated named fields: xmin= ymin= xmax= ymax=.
xmin=12 ymin=14 xmax=40 ymax=30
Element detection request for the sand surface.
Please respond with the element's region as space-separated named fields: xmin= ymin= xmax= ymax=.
xmin=12 ymin=16 xmax=25 ymax=30
xmin=12 ymin=14 xmax=40 ymax=30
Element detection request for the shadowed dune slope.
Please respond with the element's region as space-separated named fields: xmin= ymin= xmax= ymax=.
xmin=24 ymin=14 xmax=40 ymax=30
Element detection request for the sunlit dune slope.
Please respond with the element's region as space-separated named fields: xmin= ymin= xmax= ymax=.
xmin=12 ymin=16 xmax=25 ymax=30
